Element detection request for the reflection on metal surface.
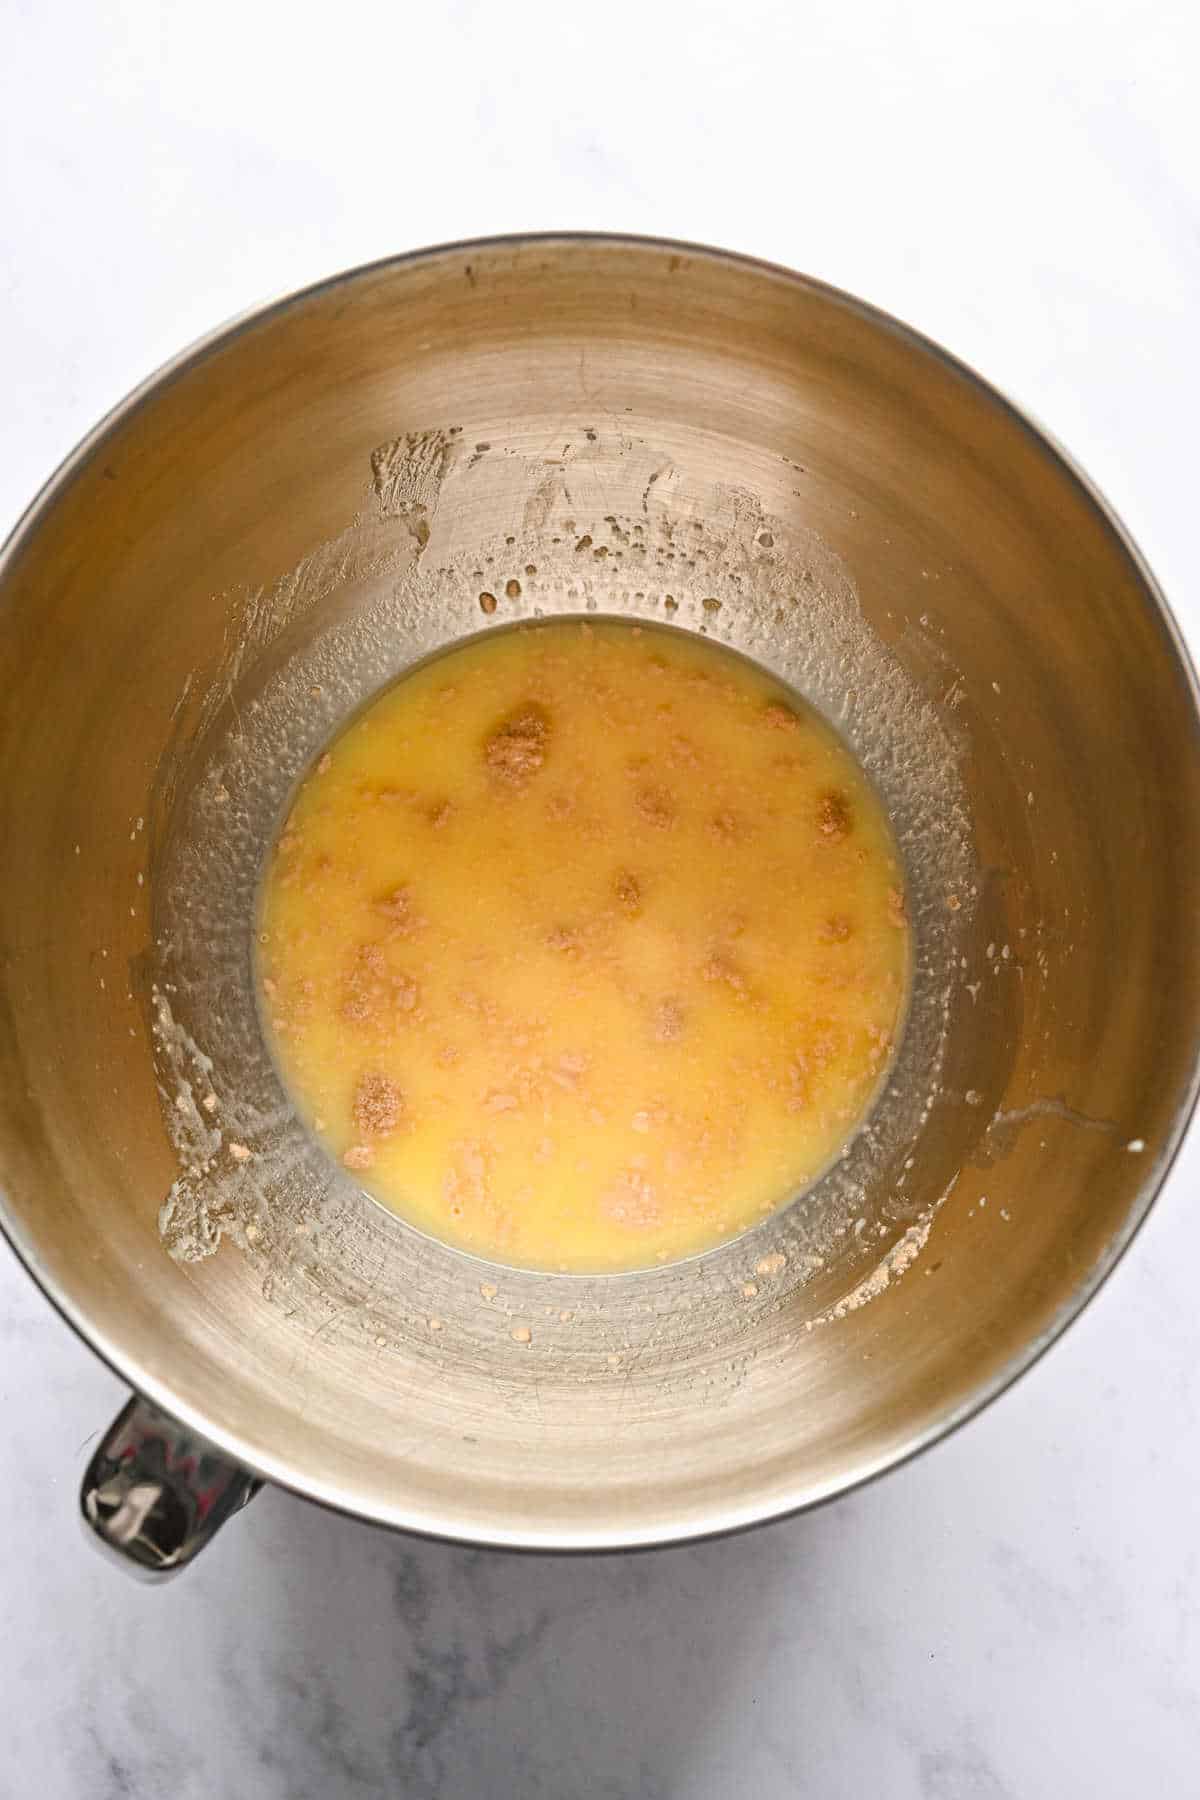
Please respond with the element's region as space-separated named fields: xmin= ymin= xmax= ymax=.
xmin=0 ymin=236 xmax=1198 ymax=1553
xmin=81 ymin=1397 xmax=259 ymax=1576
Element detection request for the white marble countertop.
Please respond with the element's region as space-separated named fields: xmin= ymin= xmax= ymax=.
xmin=3 ymin=3 xmax=1200 ymax=1794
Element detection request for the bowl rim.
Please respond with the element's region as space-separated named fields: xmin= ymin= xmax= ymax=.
xmin=3 ymin=229 xmax=1198 ymax=1553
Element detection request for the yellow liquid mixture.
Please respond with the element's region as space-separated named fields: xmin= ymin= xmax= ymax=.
xmin=258 ymin=620 xmax=909 ymax=1271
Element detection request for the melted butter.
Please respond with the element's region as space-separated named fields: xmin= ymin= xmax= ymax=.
xmin=257 ymin=620 xmax=910 ymax=1272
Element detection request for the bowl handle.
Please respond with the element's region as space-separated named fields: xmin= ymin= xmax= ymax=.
xmin=80 ymin=1395 xmax=261 ymax=1578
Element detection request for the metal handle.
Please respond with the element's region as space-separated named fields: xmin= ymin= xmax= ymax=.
xmin=80 ymin=1395 xmax=261 ymax=1578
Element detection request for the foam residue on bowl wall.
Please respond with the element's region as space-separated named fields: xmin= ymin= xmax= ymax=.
xmin=144 ymin=418 xmax=975 ymax=1370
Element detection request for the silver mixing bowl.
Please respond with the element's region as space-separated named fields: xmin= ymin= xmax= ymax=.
xmin=1 ymin=236 xmax=1197 ymax=1571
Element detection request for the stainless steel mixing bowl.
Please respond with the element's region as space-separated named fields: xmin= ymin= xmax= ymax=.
xmin=2 ymin=236 xmax=1197 ymax=1570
